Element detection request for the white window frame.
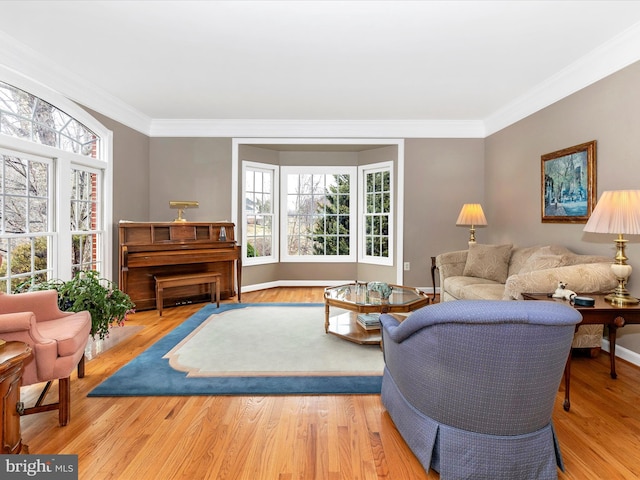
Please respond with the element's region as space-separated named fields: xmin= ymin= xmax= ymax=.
xmin=0 ymin=148 xmax=55 ymax=288
xmin=242 ymin=161 xmax=279 ymax=266
xmin=232 ymin=138 xmax=405 ymax=284
xmin=280 ymin=165 xmax=357 ymax=263
xmin=0 ymin=68 xmax=113 ymax=282
xmin=70 ymin=164 xmax=103 ymax=274
xmin=358 ymin=161 xmax=394 ymax=266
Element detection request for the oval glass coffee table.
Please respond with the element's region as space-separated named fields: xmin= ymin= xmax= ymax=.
xmin=324 ymin=282 xmax=430 ymax=344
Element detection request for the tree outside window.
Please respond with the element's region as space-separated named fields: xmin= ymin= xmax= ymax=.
xmin=282 ymin=166 xmax=356 ymax=261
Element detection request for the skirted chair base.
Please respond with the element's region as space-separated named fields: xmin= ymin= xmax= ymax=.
xmin=382 ymin=372 xmax=564 ymax=479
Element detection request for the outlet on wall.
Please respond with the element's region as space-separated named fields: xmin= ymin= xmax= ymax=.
xmin=404 ymin=262 xmax=410 ymax=271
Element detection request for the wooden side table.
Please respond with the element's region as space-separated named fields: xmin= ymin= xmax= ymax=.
xmin=430 ymin=256 xmax=438 ymax=302
xmin=0 ymin=341 xmax=32 ymax=454
xmin=522 ymin=293 xmax=640 ymax=410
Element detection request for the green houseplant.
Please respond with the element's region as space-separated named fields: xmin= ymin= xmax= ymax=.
xmin=15 ymin=270 xmax=136 ymax=340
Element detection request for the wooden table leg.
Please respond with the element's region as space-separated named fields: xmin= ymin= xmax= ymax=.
xmin=430 ymin=256 xmax=437 ymax=302
xmin=563 ymin=352 xmax=572 ymax=411
xmin=324 ymin=303 xmax=329 ymax=333
xmin=609 ymin=322 xmax=619 ymax=379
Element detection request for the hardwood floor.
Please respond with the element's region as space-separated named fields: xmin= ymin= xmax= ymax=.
xmin=18 ymin=287 xmax=640 ymax=479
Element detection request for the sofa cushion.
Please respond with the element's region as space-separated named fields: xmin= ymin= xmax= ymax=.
xmin=462 ymin=243 xmax=512 ymax=283
xmin=445 ymin=276 xmax=504 ymax=300
xmin=519 ymin=246 xmax=570 ymax=274
xmin=508 ymin=245 xmax=572 ymax=276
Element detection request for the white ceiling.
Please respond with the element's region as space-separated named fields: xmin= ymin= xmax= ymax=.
xmin=1 ymin=0 xmax=640 ymax=137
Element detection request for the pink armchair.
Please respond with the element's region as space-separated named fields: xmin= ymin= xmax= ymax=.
xmin=0 ymin=289 xmax=91 ymax=426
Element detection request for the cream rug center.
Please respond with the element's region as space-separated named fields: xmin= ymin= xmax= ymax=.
xmin=163 ymin=305 xmax=384 ymax=377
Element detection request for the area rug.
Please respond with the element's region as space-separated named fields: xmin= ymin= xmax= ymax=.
xmin=88 ymin=303 xmax=384 ymax=397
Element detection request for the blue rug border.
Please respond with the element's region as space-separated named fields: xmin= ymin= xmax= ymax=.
xmin=88 ymin=302 xmax=383 ymax=397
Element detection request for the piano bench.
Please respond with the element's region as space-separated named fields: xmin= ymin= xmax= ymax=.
xmin=154 ymin=272 xmax=221 ymax=316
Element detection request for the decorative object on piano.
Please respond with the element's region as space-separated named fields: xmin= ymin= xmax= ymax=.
xmin=169 ymin=200 xmax=199 ymax=222
xmin=14 ymin=270 xmax=135 ymax=340
xmin=219 ymin=226 xmax=227 ymax=241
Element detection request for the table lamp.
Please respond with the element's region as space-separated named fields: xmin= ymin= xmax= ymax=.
xmin=456 ymin=203 xmax=487 ymax=243
xmin=583 ymin=190 xmax=640 ymax=306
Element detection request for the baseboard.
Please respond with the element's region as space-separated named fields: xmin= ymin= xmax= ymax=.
xmin=601 ymin=338 xmax=640 ymax=368
xmin=241 ymin=280 xmax=346 ymax=293
xmin=241 ymin=281 xmax=435 ymax=294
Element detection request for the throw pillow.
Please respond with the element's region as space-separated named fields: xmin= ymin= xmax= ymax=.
xmin=519 ymin=247 xmax=569 ymax=274
xmin=463 ymin=243 xmax=513 ymax=283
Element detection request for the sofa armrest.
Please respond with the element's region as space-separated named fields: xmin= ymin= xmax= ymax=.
xmin=503 ymin=262 xmax=618 ymax=300
xmin=435 ymin=250 xmax=468 ymax=290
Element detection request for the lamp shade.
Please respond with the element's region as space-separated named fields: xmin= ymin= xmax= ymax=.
xmin=456 ymin=204 xmax=488 ymax=226
xmin=583 ymin=190 xmax=640 ymax=235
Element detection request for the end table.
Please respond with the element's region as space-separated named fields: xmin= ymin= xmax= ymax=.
xmin=1 ymin=341 xmax=32 ymax=454
xmin=522 ymin=293 xmax=640 ymax=410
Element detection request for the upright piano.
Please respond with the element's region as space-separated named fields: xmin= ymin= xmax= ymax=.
xmin=118 ymin=221 xmax=241 ymax=311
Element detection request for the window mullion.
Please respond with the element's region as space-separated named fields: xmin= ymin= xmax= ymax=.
xmin=56 ymin=156 xmax=72 ymax=280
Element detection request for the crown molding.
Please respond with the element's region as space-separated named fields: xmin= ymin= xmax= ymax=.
xmin=149 ymin=118 xmax=485 ymax=138
xmin=485 ymin=21 xmax=640 ymax=136
xmin=0 ymin=31 xmax=152 ymax=135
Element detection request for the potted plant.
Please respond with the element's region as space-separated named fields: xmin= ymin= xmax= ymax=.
xmin=14 ymin=270 xmax=135 ymax=340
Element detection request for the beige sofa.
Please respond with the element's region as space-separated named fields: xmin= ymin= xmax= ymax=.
xmin=435 ymin=243 xmax=618 ymax=350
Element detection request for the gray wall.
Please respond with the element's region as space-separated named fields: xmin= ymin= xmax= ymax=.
xmin=148 ymin=138 xmax=232 ymax=222
xmin=104 ymin=59 xmax=640 ymax=353
xmin=86 ymin=108 xmax=150 ymax=277
xmin=403 ymin=138 xmax=485 ymax=287
xmin=485 ymin=60 xmax=640 ymax=352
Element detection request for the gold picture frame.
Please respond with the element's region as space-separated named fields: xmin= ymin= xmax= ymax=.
xmin=541 ymin=140 xmax=596 ymax=223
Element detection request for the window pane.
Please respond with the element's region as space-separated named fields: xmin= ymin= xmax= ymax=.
xmin=6 ymin=197 xmax=26 ymax=233
xmin=246 ymin=193 xmax=256 ymax=213
xmin=362 ymin=164 xmax=392 ymax=261
xmin=72 ymin=233 xmax=99 ymax=273
xmin=286 ymin=170 xmax=352 ymax=258
xmin=70 ymin=167 xmax=100 ymax=272
xmin=245 ymin=170 xmax=255 ymax=192
xmin=244 ymin=164 xmax=276 ymax=261
xmin=381 ymin=216 xmax=388 ymax=236
xmin=5 ymin=236 xmax=50 ymax=291
xmin=5 ymin=157 xmax=27 ymax=195
xmin=29 ymin=199 xmax=48 ymax=232
xmin=0 ymin=81 xmax=100 ymax=158
xmin=0 ymin=113 xmax=31 ymax=140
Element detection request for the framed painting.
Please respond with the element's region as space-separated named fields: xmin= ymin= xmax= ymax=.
xmin=541 ymin=140 xmax=596 ymax=223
